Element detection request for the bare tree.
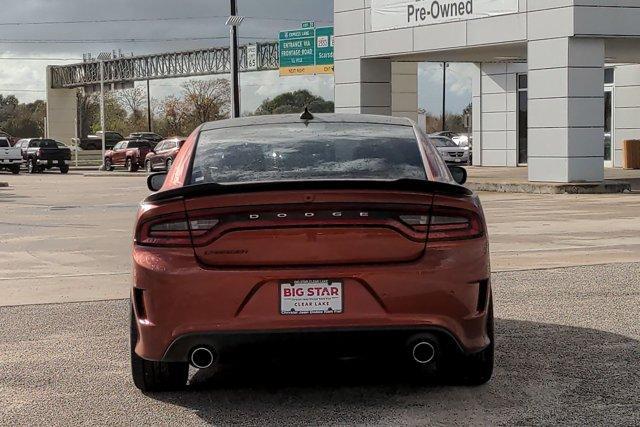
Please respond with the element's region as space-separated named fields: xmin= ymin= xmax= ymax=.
xmin=116 ymin=87 xmax=146 ymax=119
xmin=182 ymin=79 xmax=230 ymax=124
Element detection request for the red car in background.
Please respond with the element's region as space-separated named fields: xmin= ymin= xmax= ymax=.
xmin=144 ymin=137 xmax=186 ymax=172
xmin=131 ymin=113 xmax=492 ymax=391
xmin=104 ymin=139 xmax=153 ymax=172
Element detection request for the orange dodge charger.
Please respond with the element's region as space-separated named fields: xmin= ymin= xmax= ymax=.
xmin=131 ymin=113 xmax=493 ymax=391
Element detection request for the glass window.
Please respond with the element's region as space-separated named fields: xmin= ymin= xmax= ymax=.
xmin=604 ymin=68 xmax=614 ymax=85
xmin=128 ymin=141 xmax=150 ymax=149
xmin=38 ymin=140 xmax=58 ymax=149
xmin=518 ymin=74 xmax=528 ymax=90
xmin=191 ymin=122 xmax=427 ymax=185
xmin=431 ymin=137 xmax=458 ymax=148
xmin=0 ymin=139 xmax=9 ymax=148
xmin=155 ymin=142 xmax=166 ymax=152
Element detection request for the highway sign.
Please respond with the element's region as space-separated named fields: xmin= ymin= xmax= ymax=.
xmin=246 ymin=44 xmax=258 ymax=71
xmin=279 ymin=28 xmax=316 ymax=76
xmin=279 ymin=26 xmax=334 ymax=76
xmin=315 ymin=27 xmax=334 ymax=74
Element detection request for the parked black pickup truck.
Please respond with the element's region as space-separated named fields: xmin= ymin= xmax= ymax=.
xmin=22 ymin=139 xmax=71 ymax=174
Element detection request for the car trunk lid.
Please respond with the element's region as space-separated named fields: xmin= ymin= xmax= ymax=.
xmin=181 ymin=186 xmax=434 ymax=268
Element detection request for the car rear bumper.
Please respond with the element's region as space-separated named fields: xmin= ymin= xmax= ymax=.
xmin=132 ymin=239 xmax=492 ymax=362
xmin=160 ymin=326 xmax=477 ymax=363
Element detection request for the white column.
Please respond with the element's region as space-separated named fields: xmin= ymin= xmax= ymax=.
xmin=392 ymin=62 xmax=418 ymax=123
xmin=472 ymin=63 xmax=483 ymax=166
xmin=46 ymin=67 xmax=78 ymax=144
xmin=528 ymin=38 xmax=605 ymax=183
xmin=334 ymin=0 xmax=391 ymax=116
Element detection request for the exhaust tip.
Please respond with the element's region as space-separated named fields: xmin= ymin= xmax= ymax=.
xmin=412 ymin=341 xmax=436 ymax=365
xmin=190 ymin=347 xmax=216 ymax=369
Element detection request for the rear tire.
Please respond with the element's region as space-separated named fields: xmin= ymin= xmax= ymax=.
xmin=458 ymin=298 xmax=494 ymax=386
xmin=126 ymin=158 xmax=139 ymax=173
xmin=27 ymin=159 xmax=37 ymax=174
xmin=130 ymin=306 xmax=188 ymax=392
xmin=10 ymin=165 xmax=20 ymax=175
xmin=60 ymin=164 xmax=69 ymax=174
xmin=104 ymin=158 xmax=114 ymax=172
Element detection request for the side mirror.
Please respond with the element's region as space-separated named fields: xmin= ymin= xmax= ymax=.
xmin=147 ymin=172 xmax=167 ymax=192
xmin=448 ymin=165 xmax=468 ymax=185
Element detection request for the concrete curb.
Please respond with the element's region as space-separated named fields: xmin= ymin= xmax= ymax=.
xmin=466 ymin=180 xmax=632 ymax=194
xmin=82 ymin=172 xmax=146 ymax=178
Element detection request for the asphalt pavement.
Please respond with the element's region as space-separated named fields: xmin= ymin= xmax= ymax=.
xmin=1 ymin=172 xmax=639 ymax=425
xmin=1 ymin=263 xmax=638 ymax=426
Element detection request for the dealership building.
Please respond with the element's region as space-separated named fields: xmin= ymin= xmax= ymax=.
xmin=333 ymin=0 xmax=640 ymax=182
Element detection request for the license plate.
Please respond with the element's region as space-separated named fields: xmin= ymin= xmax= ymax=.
xmin=280 ymin=280 xmax=343 ymax=315
xmin=455 ymin=158 xmax=462 ymax=163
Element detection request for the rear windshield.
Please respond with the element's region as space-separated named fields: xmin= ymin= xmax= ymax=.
xmin=38 ymin=140 xmax=59 ymax=149
xmin=128 ymin=141 xmax=150 ymax=149
xmin=190 ymin=122 xmax=427 ymax=185
xmin=0 ymin=139 xmax=9 ymax=148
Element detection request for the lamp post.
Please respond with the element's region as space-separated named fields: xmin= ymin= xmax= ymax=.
xmin=442 ymin=62 xmax=449 ymax=132
xmin=226 ymin=1 xmax=245 ymax=119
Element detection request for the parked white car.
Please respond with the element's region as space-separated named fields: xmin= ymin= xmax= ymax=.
xmin=0 ymin=137 xmax=22 ymax=174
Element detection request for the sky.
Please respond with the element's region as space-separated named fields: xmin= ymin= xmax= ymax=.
xmin=0 ymin=0 xmax=471 ymax=115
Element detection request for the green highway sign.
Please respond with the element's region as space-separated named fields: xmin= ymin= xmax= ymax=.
xmin=279 ymin=25 xmax=334 ymax=77
xmin=315 ymin=26 xmax=334 ymax=74
xmin=279 ymin=28 xmax=316 ymax=76
xmin=302 ymin=21 xmax=315 ymax=29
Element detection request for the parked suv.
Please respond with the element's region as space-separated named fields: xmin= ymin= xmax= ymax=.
xmin=105 ymin=139 xmax=153 ymax=172
xmin=144 ymin=137 xmax=186 ymax=172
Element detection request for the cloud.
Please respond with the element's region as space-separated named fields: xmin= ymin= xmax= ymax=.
xmin=419 ymin=62 xmax=475 ymax=115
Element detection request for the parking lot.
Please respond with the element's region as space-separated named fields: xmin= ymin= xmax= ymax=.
xmin=1 ymin=172 xmax=639 ymax=425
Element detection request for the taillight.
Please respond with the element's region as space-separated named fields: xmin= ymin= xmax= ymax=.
xmin=399 ymin=215 xmax=429 ymax=232
xmin=136 ymin=213 xmax=219 ymax=247
xmin=427 ymin=207 xmax=484 ymax=241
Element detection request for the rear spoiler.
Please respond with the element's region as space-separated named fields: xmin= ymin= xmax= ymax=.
xmin=145 ymin=179 xmax=472 ymax=203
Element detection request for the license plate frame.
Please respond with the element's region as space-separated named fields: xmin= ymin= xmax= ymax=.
xmin=279 ymin=279 xmax=344 ymax=316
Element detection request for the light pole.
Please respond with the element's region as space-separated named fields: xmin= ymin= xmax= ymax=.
xmin=226 ymin=1 xmax=244 ymax=119
xmin=442 ymin=62 xmax=448 ymax=132
xmin=100 ymin=60 xmax=106 ymax=167
xmin=147 ymin=79 xmax=152 ymax=132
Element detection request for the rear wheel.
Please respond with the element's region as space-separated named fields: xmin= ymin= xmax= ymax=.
xmin=130 ymin=307 xmax=188 ymax=392
xmin=27 ymin=159 xmax=38 ymax=174
xmin=10 ymin=165 xmax=20 ymax=175
xmin=104 ymin=158 xmax=114 ymax=172
xmin=458 ymin=298 xmax=494 ymax=386
xmin=126 ymin=158 xmax=139 ymax=173
xmin=60 ymin=164 xmax=69 ymax=174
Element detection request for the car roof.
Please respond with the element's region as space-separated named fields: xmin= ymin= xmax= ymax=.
xmin=200 ymin=114 xmax=414 ymax=132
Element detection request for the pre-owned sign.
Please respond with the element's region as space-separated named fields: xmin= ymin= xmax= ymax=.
xmin=371 ymin=0 xmax=519 ymax=31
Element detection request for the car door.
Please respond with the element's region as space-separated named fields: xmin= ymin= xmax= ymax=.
xmin=163 ymin=141 xmax=177 ymax=164
xmin=151 ymin=142 xmax=165 ymax=167
xmin=113 ymin=142 xmax=127 ymax=165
